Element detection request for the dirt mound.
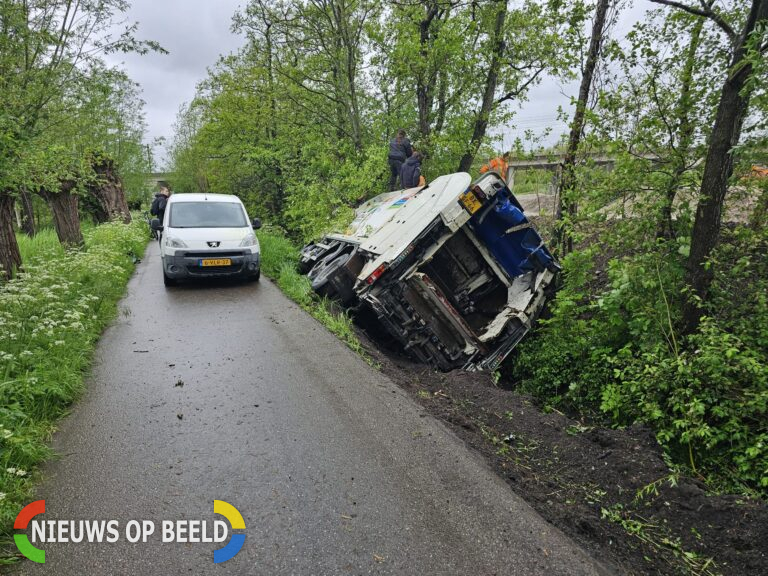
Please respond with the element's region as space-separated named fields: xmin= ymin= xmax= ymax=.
xmin=361 ymin=336 xmax=768 ymax=575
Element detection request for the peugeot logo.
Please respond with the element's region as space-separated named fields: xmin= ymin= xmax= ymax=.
xmin=207 ymin=241 xmax=220 ymax=248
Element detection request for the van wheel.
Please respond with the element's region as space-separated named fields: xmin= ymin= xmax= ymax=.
xmin=163 ymin=272 xmax=177 ymax=287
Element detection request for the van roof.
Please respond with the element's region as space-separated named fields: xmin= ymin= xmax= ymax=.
xmin=167 ymin=193 xmax=243 ymax=203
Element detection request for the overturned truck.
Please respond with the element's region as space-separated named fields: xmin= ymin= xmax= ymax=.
xmin=300 ymin=172 xmax=559 ymax=371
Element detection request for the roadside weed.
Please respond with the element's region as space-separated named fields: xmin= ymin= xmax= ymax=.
xmin=0 ymin=221 xmax=146 ymax=553
xmin=601 ymin=504 xmax=719 ymax=576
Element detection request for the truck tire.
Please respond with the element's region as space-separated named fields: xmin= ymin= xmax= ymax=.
xmin=310 ymin=252 xmax=352 ymax=296
xmin=307 ymin=243 xmax=346 ymax=287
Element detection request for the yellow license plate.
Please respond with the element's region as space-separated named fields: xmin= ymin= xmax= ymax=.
xmin=200 ymin=258 xmax=232 ymax=267
xmin=459 ymin=190 xmax=483 ymax=214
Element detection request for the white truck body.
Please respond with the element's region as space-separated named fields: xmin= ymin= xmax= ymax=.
xmin=301 ymin=172 xmax=559 ymax=371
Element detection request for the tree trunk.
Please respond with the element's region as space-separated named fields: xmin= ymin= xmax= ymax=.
xmin=457 ymin=0 xmax=507 ymax=172
xmin=555 ymin=0 xmax=611 ymax=255
xmin=682 ymin=0 xmax=768 ymax=333
xmin=417 ymin=1 xmax=440 ymax=141
xmin=434 ymin=67 xmax=447 ymax=135
xmin=89 ymin=157 xmax=132 ymax=224
xmin=265 ymin=21 xmax=277 ymax=140
xmin=657 ymin=18 xmax=703 ymax=239
xmin=334 ymin=1 xmax=363 ymax=152
xmin=19 ymin=187 xmax=36 ymax=236
xmin=41 ymin=184 xmax=84 ymax=247
xmin=0 ymin=192 xmax=22 ymax=279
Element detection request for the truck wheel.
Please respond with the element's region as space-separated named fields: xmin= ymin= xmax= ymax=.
xmin=163 ymin=272 xmax=177 ymax=287
xmin=310 ymin=252 xmax=352 ymax=294
xmin=307 ymin=243 xmax=346 ymax=286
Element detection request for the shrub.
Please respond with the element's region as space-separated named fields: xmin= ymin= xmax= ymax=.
xmin=509 ymin=226 xmax=768 ymax=495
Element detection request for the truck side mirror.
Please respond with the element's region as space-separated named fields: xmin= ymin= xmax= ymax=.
xmin=251 ymin=218 xmax=262 ymax=230
xmin=151 ymin=218 xmax=163 ymax=231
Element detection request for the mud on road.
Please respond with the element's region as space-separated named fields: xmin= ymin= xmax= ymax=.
xmin=356 ymin=332 xmax=768 ymax=576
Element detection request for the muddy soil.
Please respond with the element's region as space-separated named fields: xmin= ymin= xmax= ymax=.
xmin=357 ymin=333 xmax=768 ymax=576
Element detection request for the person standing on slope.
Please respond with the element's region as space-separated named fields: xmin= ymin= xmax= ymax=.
xmin=400 ymin=151 xmax=423 ymax=189
xmin=479 ymin=152 xmax=511 ymax=182
xmin=387 ymin=129 xmax=413 ymax=191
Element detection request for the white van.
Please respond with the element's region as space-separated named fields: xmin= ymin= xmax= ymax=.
xmin=151 ymin=193 xmax=261 ymax=286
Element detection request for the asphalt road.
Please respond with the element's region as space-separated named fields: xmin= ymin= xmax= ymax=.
xmin=13 ymin=242 xmax=610 ymax=575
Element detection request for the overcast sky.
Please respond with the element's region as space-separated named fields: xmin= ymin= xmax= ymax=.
xmin=106 ymin=1 xmax=651 ymax=169
xmin=105 ymin=0 xmax=246 ymax=170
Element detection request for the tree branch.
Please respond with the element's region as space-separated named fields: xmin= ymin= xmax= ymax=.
xmin=649 ymin=0 xmax=735 ymax=40
xmin=494 ymin=68 xmax=544 ymax=105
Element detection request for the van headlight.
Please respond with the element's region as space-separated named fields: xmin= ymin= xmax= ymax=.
xmin=240 ymin=234 xmax=258 ymax=247
xmin=166 ymin=236 xmax=188 ymax=248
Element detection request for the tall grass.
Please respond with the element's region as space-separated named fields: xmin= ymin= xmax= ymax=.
xmin=0 ymin=221 xmax=147 ymax=559
xmin=16 ymin=229 xmax=62 ymax=263
xmin=16 ymin=220 xmax=98 ymax=263
xmin=257 ymin=226 xmax=300 ymax=278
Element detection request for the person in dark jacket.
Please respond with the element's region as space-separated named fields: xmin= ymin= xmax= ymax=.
xmin=387 ymin=129 xmax=413 ymax=191
xmin=400 ymin=151 xmax=423 ymax=189
xmin=150 ymin=186 xmax=170 ymax=222
xmin=150 ymin=186 xmax=171 ymax=240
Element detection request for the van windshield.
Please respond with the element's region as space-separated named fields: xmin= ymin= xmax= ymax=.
xmin=169 ymin=202 xmax=247 ymax=228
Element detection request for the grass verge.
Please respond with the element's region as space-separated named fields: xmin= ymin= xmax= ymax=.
xmin=257 ymin=228 xmax=369 ymax=360
xmin=0 ymin=220 xmax=147 ymax=561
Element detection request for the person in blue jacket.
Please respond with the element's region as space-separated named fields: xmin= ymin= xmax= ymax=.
xmin=388 ymin=129 xmax=412 ymax=190
xmin=400 ymin=151 xmax=423 ymax=188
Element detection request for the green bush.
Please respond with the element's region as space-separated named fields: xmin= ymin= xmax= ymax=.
xmin=0 ymin=220 xmax=146 ymax=540
xmin=510 ymin=226 xmax=768 ymax=495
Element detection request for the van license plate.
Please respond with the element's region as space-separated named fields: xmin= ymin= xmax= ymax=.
xmin=459 ymin=190 xmax=482 ymax=214
xmin=200 ymin=258 xmax=232 ymax=267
